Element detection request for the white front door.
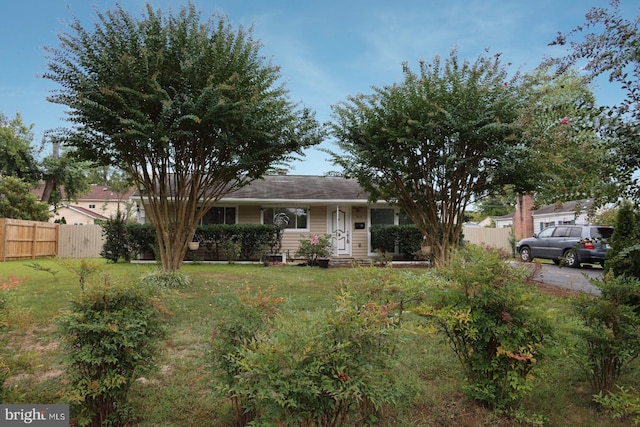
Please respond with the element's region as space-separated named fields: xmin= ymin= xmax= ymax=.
xmin=330 ymin=206 xmax=351 ymax=256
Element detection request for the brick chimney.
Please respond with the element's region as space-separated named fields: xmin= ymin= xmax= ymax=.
xmin=513 ymin=193 xmax=534 ymax=240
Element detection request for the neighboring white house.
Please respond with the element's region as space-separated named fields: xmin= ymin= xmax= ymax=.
xmin=488 ymin=199 xmax=599 ymax=234
xmin=530 ymin=199 xmax=596 ymax=233
xmin=494 ymin=213 xmax=514 ymax=229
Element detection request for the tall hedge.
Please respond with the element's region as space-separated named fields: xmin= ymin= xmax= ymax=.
xmin=102 ymin=223 xmax=279 ymax=262
xmin=370 ymin=225 xmax=423 ymax=258
xmin=194 ymin=224 xmax=278 ymax=260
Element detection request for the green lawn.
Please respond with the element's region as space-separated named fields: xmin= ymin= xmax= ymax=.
xmin=0 ymin=258 xmax=637 ymax=426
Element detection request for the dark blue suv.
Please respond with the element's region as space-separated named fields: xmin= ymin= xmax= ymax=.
xmin=516 ymin=225 xmax=614 ymax=268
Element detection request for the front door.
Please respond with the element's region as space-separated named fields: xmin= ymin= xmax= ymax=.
xmin=330 ymin=206 xmax=351 ymax=256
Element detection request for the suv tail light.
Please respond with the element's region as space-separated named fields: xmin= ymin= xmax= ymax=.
xmin=583 ymin=240 xmax=595 ymax=250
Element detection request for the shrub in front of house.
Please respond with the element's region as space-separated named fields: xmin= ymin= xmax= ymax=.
xmin=210 ymin=284 xmax=400 ymax=426
xmin=101 ymin=223 xmax=278 ymax=262
xmin=417 ymin=245 xmax=553 ymax=409
xmin=126 ymin=223 xmax=158 ymax=260
xmin=370 ymin=225 xmax=423 ymax=259
xmin=100 ymin=211 xmax=133 ymax=263
xmin=571 ymin=274 xmax=640 ymax=396
xmin=195 ymin=224 xmax=279 ymax=261
xmin=58 ymin=282 xmax=168 ymax=427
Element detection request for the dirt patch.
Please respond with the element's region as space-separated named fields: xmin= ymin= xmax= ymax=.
xmin=529 ymin=281 xmax=581 ymax=299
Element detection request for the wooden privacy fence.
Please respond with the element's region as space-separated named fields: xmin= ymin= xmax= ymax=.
xmin=462 ymin=226 xmax=513 ymax=254
xmin=0 ymin=220 xmax=105 ymax=261
xmin=0 ymin=218 xmax=59 ymax=261
xmin=58 ymin=224 xmax=104 ymax=258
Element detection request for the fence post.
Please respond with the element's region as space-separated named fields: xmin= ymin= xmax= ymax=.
xmin=0 ymin=219 xmax=5 ymax=261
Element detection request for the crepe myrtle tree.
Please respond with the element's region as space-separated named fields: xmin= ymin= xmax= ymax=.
xmin=515 ymin=67 xmax=615 ymax=206
xmin=548 ymin=0 xmax=640 ymax=203
xmin=44 ymin=3 xmax=323 ymax=271
xmin=330 ymin=50 xmax=532 ymax=264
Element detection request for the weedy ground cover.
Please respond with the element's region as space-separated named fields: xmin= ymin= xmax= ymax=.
xmin=0 ymin=258 xmax=637 ymax=426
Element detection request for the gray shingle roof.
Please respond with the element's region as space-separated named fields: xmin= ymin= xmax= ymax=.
xmin=224 ymin=175 xmax=370 ymax=202
xmin=533 ymin=199 xmax=594 ymax=215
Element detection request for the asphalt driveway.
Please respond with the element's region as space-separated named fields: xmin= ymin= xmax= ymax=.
xmin=514 ymin=262 xmax=603 ymax=295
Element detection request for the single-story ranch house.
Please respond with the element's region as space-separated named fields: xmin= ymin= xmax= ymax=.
xmin=134 ymin=175 xmax=411 ymax=261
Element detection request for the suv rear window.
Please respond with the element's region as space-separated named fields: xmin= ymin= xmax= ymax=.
xmin=591 ymin=227 xmax=614 ymax=239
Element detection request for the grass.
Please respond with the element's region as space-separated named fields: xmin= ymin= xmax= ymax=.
xmin=1 ymin=258 xmax=638 ymax=426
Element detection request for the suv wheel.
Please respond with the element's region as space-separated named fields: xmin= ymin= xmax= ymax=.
xmin=564 ymin=250 xmax=580 ymax=268
xmin=519 ymin=246 xmax=533 ymax=262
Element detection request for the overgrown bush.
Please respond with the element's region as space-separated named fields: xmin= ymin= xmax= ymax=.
xmin=126 ymin=223 xmax=157 ymax=259
xmin=571 ymin=274 xmax=640 ymax=395
xmin=195 ymin=224 xmax=278 ymax=260
xmin=211 ymin=283 xmax=401 ymax=426
xmin=370 ymin=225 xmax=425 ymax=258
xmin=418 ymin=245 xmax=553 ymax=409
xmin=103 ymin=222 xmax=277 ymax=262
xmin=58 ymin=282 xmax=168 ymax=427
xmin=209 ymin=287 xmax=285 ymax=426
xmin=397 ymin=224 xmax=424 ymax=257
xmin=221 ymin=240 xmax=241 ymax=264
xmin=605 ymin=200 xmax=640 ymax=279
xmin=594 ymin=385 xmax=640 ymax=425
xmin=100 ymin=210 xmax=133 ymax=263
xmin=370 ymin=225 xmax=398 ymax=253
xmin=337 ymin=265 xmax=433 ymax=323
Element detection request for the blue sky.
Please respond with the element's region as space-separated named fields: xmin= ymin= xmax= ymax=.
xmin=1 ymin=0 xmax=637 ymax=175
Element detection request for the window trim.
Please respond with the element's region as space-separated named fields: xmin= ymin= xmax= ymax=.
xmin=200 ymin=206 xmax=238 ymax=225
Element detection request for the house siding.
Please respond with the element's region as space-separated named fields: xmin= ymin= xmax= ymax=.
xmin=237 ymin=205 xmax=261 ymax=224
xmin=351 ymin=206 xmax=369 ymax=259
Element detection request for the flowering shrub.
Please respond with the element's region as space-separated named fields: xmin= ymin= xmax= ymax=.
xmin=0 ymin=275 xmax=23 ymax=292
xmin=295 ymin=234 xmax=333 ymax=265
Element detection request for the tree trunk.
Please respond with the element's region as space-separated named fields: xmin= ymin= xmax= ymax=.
xmin=40 ymin=176 xmax=57 ymax=203
xmin=154 ymin=223 xmax=192 ymax=272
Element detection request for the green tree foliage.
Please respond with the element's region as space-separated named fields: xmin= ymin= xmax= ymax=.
xmin=330 ymin=50 xmax=528 ymax=264
xmin=0 ymin=176 xmax=50 ymax=221
xmin=39 ymin=148 xmax=92 ymax=207
xmin=418 ymin=246 xmax=553 ymax=408
xmin=605 ymin=200 xmax=640 ymax=279
xmin=549 ymin=1 xmax=640 ymax=203
xmin=474 ymin=193 xmax=515 ymax=219
xmin=44 ymin=3 xmax=323 ymax=271
xmin=0 ymin=113 xmax=40 ymax=183
xmin=517 ymin=68 xmax=614 ymax=205
xmin=58 ymin=282 xmax=168 ymax=427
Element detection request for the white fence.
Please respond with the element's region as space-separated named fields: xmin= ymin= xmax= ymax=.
xmin=58 ymin=224 xmax=104 ymax=258
xmin=462 ymin=226 xmax=513 ymax=254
